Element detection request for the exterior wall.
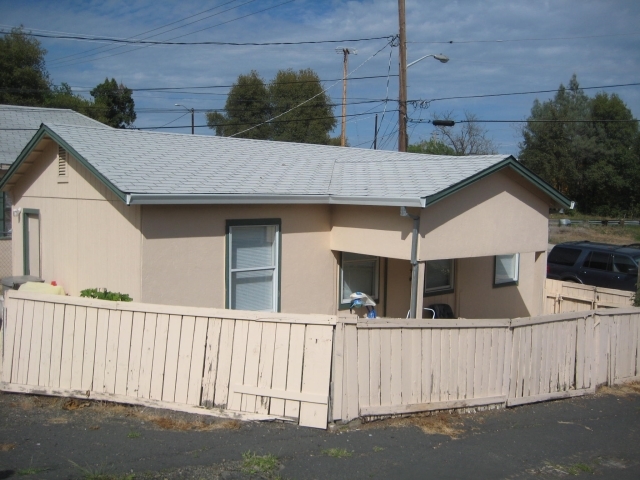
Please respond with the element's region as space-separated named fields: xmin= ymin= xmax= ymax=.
xmin=420 ymin=170 xmax=550 ymax=261
xmin=385 ymin=258 xmax=412 ymax=318
xmin=9 ymin=141 xmax=142 ymax=299
xmin=455 ymin=252 xmax=545 ymax=318
xmin=141 ymin=204 xmax=337 ymax=315
xmin=330 ymin=205 xmax=413 ymax=260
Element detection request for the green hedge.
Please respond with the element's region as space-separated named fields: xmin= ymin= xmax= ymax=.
xmin=80 ymin=288 xmax=132 ymax=302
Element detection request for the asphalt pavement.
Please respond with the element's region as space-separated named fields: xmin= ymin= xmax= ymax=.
xmin=0 ymin=384 xmax=639 ymax=479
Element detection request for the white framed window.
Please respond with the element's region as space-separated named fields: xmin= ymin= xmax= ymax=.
xmin=340 ymin=252 xmax=379 ymax=307
xmin=494 ymin=253 xmax=520 ymax=287
xmin=424 ymin=259 xmax=454 ymax=295
xmin=227 ymin=220 xmax=280 ymax=312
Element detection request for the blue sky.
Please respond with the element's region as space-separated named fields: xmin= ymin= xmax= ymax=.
xmin=1 ymin=0 xmax=639 ymax=153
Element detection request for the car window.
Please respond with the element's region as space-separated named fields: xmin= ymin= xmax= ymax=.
xmin=613 ymin=255 xmax=638 ymax=274
xmin=583 ymin=251 xmax=611 ymax=271
xmin=548 ymin=247 xmax=581 ymax=266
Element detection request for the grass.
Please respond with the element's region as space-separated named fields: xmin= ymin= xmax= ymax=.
xmin=373 ymin=446 xmax=385 ymax=452
xmin=17 ymin=466 xmax=49 ymax=476
xmin=322 ymin=447 xmax=353 ymax=458
xmin=126 ymin=431 xmax=141 ymax=439
xmin=549 ymin=223 xmax=640 ymax=245
xmin=241 ymin=450 xmax=280 ymax=475
xmin=68 ymin=460 xmax=135 ymax=480
xmin=551 ymin=462 xmax=595 ymax=475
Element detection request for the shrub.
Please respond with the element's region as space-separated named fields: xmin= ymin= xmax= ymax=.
xmin=80 ymin=288 xmax=132 ymax=302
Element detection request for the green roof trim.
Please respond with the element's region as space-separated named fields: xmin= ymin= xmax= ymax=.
xmin=422 ymin=156 xmax=572 ymax=209
xmin=0 ymin=124 xmax=127 ymax=203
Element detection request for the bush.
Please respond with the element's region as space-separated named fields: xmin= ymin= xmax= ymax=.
xmin=80 ymin=288 xmax=132 ymax=302
xmin=635 ymin=282 xmax=640 ymax=307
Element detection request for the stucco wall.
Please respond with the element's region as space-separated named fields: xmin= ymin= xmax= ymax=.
xmin=330 ymin=205 xmax=414 ymax=260
xmin=140 ymin=204 xmax=337 ymax=315
xmin=455 ymin=251 xmax=546 ymax=318
xmin=9 ymin=141 xmax=142 ymax=298
xmin=420 ymin=169 xmax=550 ymax=261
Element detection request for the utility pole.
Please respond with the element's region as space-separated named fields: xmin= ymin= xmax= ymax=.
xmin=336 ymin=47 xmax=356 ymax=147
xmin=397 ymin=0 xmax=408 ymax=152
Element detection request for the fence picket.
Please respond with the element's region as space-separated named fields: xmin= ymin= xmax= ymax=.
xmin=269 ymin=322 xmax=290 ymax=416
xmin=137 ymin=313 xmax=157 ymax=399
xmin=26 ymin=301 xmax=44 ymax=386
xmin=201 ymin=318 xmax=222 ymax=408
xmin=186 ymin=317 xmax=208 ymax=406
xmin=81 ymin=307 xmax=98 ymax=391
xmin=174 ymin=316 xmax=196 ymax=405
xmin=149 ymin=314 xmax=169 ymax=401
xmin=38 ymin=302 xmax=55 ymax=387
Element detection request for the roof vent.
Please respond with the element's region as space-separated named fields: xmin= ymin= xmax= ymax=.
xmin=58 ymin=146 xmax=68 ymax=182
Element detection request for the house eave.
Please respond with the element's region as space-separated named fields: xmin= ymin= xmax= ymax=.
xmin=125 ymin=193 xmax=425 ymax=208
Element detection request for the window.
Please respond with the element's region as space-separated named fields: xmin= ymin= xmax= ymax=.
xmin=227 ymin=220 xmax=280 ymax=312
xmin=583 ymin=251 xmax=611 ymax=271
xmin=424 ymin=259 xmax=454 ymax=295
xmin=494 ymin=254 xmax=519 ymax=286
xmin=0 ymin=192 xmax=11 ymax=237
xmin=548 ymin=246 xmax=581 ymax=266
xmin=340 ymin=252 xmax=379 ymax=306
xmin=612 ymin=255 xmax=638 ymax=275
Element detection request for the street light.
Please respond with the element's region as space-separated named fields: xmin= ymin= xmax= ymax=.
xmin=175 ymin=104 xmax=194 ymax=134
xmin=406 ymin=53 xmax=449 ymax=69
xmin=398 ymin=53 xmax=449 ymax=152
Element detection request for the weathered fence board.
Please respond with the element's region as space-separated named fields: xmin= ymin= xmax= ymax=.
xmin=1 ymin=291 xmax=335 ymax=429
xmin=544 ymin=278 xmax=634 ymax=314
xmin=332 ymin=305 xmax=640 ymax=423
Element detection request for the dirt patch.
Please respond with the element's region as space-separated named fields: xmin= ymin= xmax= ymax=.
xmin=357 ymin=412 xmax=465 ymax=439
xmin=62 ymin=398 xmax=91 ymax=410
xmin=549 ymin=224 xmax=640 ymax=245
xmin=146 ymin=415 xmax=241 ymax=431
xmin=597 ymin=382 xmax=640 ymax=397
xmin=0 ymin=443 xmax=16 ymax=452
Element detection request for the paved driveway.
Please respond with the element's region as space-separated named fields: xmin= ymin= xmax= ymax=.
xmin=0 ymin=384 xmax=639 ymax=479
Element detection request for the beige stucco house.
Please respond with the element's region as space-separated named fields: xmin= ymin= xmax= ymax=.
xmin=0 ymin=123 xmax=570 ymax=319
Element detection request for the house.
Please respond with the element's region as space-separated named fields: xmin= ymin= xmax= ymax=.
xmin=0 ymin=106 xmax=109 ymax=278
xmin=0 ymin=123 xmax=571 ymax=319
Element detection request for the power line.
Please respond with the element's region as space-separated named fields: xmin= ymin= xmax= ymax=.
xmin=48 ymin=0 xmax=295 ymax=69
xmin=9 ymin=29 xmax=395 ymax=47
xmin=409 ymin=82 xmax=640 ymax=105
xmin=42 ymin=0 xmax=248 ymax=64
xmin=408 ymin=31 xmax=640 ymax=45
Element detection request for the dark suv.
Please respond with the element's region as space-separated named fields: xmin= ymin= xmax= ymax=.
xmin=547 ymin=241 xmax=640 ymax=291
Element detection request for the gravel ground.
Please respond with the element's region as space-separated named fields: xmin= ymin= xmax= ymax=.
xmin=0 ymin=384 xmax=639 ymax=479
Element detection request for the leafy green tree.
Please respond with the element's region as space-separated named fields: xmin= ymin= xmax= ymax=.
xmin=207 ymin=68 xmax=336 ymax=144
xmin=45 ymin=82 xmax=98 ymax=118
xmin=207 ymin=70 xmax=271 ymax=139
xmin=268 ymin=68 xmax=336 ymax=144
xmin=519 ymin=75 xmax=640 ymax=216
xmin=408 ymin=137 xmax=456 ymax=155
xmin=90 ymin=78 xmax=136 ymax=128
xmin=0 ymin=27 xmax=50 ymax=106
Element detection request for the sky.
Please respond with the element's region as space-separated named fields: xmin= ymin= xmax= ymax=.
xmin=1 ymin=0 xmax=639 ymax=154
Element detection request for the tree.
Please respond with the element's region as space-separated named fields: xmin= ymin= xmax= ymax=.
xmin=207 ymin=68 xmax=336 ymax=144
xmin=519 ymin=75 xmax=640 ymax=216
xmin=207 ymin=70 xmax=271 ymax=139
xmin=268 ymin=69 xmax=336 ymax=144
xmin=408 ymin=137 xmax=456 ymax=155
xmin=431 ymin=111 xmax=497 ymax=155
xmin=45 ymin=82 xmax=98 ymax=119
xmin=0 ymin=27 xmax=50 ymax=106
xmin=90 ymin=78 xmax=136 ymax=128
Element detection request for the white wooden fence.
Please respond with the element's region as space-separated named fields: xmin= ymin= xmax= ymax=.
xmin=544 ymin=278 xmax=634 ymax=314
xmin=0 ymin=291 xmax=335 ymax=429
xmin=331 ymin=307 xmax=640 ymax=422
xmin=1 ymin=290 xmax=639 ymax=429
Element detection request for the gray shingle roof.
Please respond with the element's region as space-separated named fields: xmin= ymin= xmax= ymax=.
xmin=0 ymin=105 xmax=108 ymax=165
xmin=37 ymin=123 xmax=515 ymax=206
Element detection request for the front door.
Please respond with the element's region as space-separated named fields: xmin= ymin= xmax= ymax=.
xmin=23 ymin=209 xmax=40 ymax=277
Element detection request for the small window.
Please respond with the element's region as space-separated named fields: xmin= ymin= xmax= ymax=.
xmin=548 ymin=246 xmax=581 ymax=266
xmin=57 ymin=146 xmax=68 ymax=182
xmin=494 ymin=254 xmax=519 ymax=287
xmin=583 ymin=251 xmax=611 ymax=271
xmin=340 ymin=252 xmax=379 ymax=306
xmin=612 ymin=255 xmax=636 ymax=274
xmin=424 ymin=259 xmax=454 ymax=295
xmin=227 ymin=221 xmax=280 ymax=312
